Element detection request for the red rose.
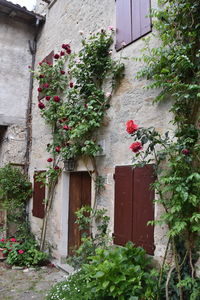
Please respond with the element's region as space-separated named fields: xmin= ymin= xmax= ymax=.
xmin=66 ymin=48 xmax=71 ymax=54
xmin=38 ymin=87 xmax=43 ymax=92
xmin=39 ymin=62 xmax=43 ymax=66
xmin=18 ymin=250 xmax=24 ymax=254
xmin=54 ymin=166 xmax=60 ymax=170
xmin=39 ymin=74 xmax=45 ymax=78
xmin=0 ymin=238 xmax=5 ymax=242
xmin=10 ymin=238 xmax=17 ymax=242
xmin=62 ymin=44 xmax=70 ymax=50
xmin=130 ymin=142 xmax=142 ymax=153
xmin=46 ymin=96 xmax=51 ymax=101
xmin=182 ymin=149 xmax=190 ymax=155
xmin=43 ymin=83 xmax=49 ymax=88
xmin=60 ymin=70 xmax=65 ymax=75
xmin=60 ymin=51 xmax=65 ymax=56
xmin=126 ymin=120 xmax=138 ymax=134
xmin=63 ymin=125 xmax=70 ymax=130
xmin=54 ymin=54 xmax=60 ymax=59
xmin=38 ymin=102 xmax=45 ymax=109
xmin=84 ymin=103 xmax=88 ymax=108
xmin=59 ymin=118 xmax=67 ymax=123
xmin=69 ymin=82 xmax=74 ymax=88
xmin=54 ymin=96 xmax=60 ymax=102
xmin=47 ymin=158 xmax=53 ymax=162
xmin=55 ymin=146 xmax=61 ymax=153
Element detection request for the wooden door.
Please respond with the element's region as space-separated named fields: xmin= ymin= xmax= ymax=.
xmin=68 ymin=172 xmax=91 ymax=256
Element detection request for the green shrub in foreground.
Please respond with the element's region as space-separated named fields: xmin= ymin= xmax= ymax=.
xmin=47 ymin=242 xmax=157 ymax=300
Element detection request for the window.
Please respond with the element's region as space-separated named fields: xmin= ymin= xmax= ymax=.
xmin=38 ymin=51 xmax=54 ymax=100
xmin=114 ymin=165 xmax=155 ymax=255
xmin=116 ymin=0 xmax=151 ymax=50
xmin=32 ymin=171 xmax=46 ymax=219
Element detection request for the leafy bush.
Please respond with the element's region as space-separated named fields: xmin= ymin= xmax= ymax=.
xmin=67 ymin=206 xmax=111 ymax=269
xmin=48 ymin=242 xmax=157 ymax=300
xmin=82 ymin=242 xmax=157 ymax=300
xmin=47 ymin=269 xmax=89 ymax=300
xmin=6 ymin=240 xmax=48 ymax=267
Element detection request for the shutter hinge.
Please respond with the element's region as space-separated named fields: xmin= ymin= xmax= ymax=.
xmin=113 ymin=173 xmax=115 ymax=180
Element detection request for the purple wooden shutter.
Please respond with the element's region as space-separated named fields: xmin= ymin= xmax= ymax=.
xmin=140 ymin=0 xmax=151 ymax=36
xmin=114 ymin=166 xmax=133 ymax=245
xmin=116 ymin=0 xmax=132 ymax=51
xmin=32 ymin=171 xmax=45 ymax=219
xmin=38 ymin=51 xmax=54 ymax=100
xmin=132 ymin=165 xmax=155 ymax=255
xmin=131 ymin=0 xmax=151 ymax=41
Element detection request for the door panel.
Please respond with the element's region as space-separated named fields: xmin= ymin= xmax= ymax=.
xmin=68 ymin=172 xmax=91 ymax=256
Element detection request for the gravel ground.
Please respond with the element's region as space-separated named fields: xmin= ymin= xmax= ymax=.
xmin=0 ymin=261 xmax=67 ymax=300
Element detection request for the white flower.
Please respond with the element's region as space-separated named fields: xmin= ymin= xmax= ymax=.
xmin=109 ymin=50 xmax=113 ymax=55
xmin=108 ymin=25 xmax=115 ymax=31
xmin=106 ymin=92 xmax=111 ymax=98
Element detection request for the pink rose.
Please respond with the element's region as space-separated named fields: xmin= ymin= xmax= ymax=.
xmin=38 ymin=102 xmax=45 ymax=109
xmin=54 ymin=166 xmax=60 ymax=170
xmin=54 ymin=96 xmax=60 ymax=102
xmin=126 ymin=120 xmax=138 ymax=134
xmin=18 ymin=250 xmax=24 ymax=254
xmin=38 ymin=87 xmax=43 ymax=92
xmin=10 ymin=238 xmax=17 ymax=242
xmin=130 ymin=142 xmax=142 ymax=153
xmin=182 ymin=149 xmax=190 ymax=155
xmin=63 ymin=125 xmax=70 ymax=130
xmin=55 ymin=146 xmax=61 ymax=153
xmin=0 ymin=239 xmax=5 ymax=242
xmin=43 ymin=83 xmax=49 ymax=88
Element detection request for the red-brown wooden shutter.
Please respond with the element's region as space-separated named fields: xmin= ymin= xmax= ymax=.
xmin=131 ymin=0 xmax=151 ymax=41
xmin=114 ymin=166 xmax=133 ymax=245
xmin=132 ymin=165 xmax=155 ymax=255
xmin=114 ymin=165 xmax=155 ymax=255
xmin=38 ymin=51 xmax=54 ymax=100
xmin=32 ymin=171 xmax=46 ymax=218
xmin=116 ymin=0 xmax=132 ymax=51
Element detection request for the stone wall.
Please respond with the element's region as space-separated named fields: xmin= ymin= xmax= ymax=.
xmin=0 ymin=15 xmax=35 ymax=166
xmin=30 ymin=0 xmax=173 ymax=260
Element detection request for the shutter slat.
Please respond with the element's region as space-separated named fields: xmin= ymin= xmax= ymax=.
xmin=131 ymin=0 xmax=141 ymax=41
xmin=32 ymin=171 xmax=45 ymax=219
xmin=114 ymin=166 xmax=133 ymax=245
xmin=140 ymin=0 xmax=151 ymax=36
xmin=133 ymin=165 xmax=155 ymax=255
xmin=116 ymin=0 xmax=132 ymax=51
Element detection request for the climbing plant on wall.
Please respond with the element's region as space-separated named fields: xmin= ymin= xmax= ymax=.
xmin=33 ymin=29 xmax=124 ymax=250
xmin=127 ymin=1 xmax=200 ymax=299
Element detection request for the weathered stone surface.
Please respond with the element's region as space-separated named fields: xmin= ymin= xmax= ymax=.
xmin=29 ymin=0 xmax=172 ymax=260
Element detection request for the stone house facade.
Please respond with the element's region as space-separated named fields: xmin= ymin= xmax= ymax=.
xmin=0 ymin=0 xmax=172 ymax=263
xmin=28 ymin=0 xmax=173 ymax=263
xmin=0 ymin=0 xmax=44 ymax=234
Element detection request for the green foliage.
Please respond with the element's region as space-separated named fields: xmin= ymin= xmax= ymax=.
xmin=82 ymin=242 xmax=157 ymax=300
xmin=0 ymin=164 xmax=32 ymax=231
xmin=34 ymin=31 xmax=124 ymax=166
xmin=48 ymin=243 xmax=157 ymax=300
xmin=67 ymin=206 xmax=111 ymax=269
xmin=6 ymin=240 xmax=48 ymax=267
xmin=47 ymin=269 xmax=88 ymax=300
xmin=133 ymin=0 xmax=200 ymax=298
